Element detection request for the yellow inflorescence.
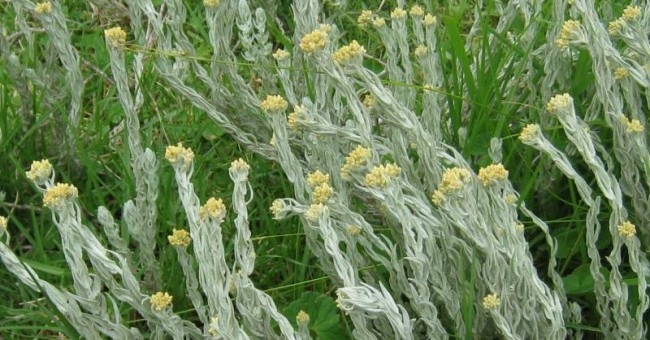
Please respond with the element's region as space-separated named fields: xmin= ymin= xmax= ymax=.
xmin=555 ymin=20 xmax=580 ymax=49
xmin=312 ymin=183 xmax=333 ymax=204
xmin=477 ymin=163 xmax=509 ymax=186
xmin=372 ymin=17 xmax=386 ymax=28
xmin=414 ymin=44 xmax=428 ymax=57
xmin=26 ymin=159 xmax=52 ymax=184
xmin=364 ymin=163 xmax=401 ymax=188
xmin=230 ymin=158 xmax=250 ymax=173
xmin=614 ymin=67 xmax=629 ymax=80
xmin=287 ymin=105 xmax=304 ymax=130
xmin=608 ymin=18 xmax=626 ymax=36
xmin=431 ymin=167 xmax=472 ymax=205
xmin=104 ymin=26 xmax=127 ymax=48
xmin=390 ymin=7 xmax=407 ymax=19
xmin=409 ymin=5 xmax=424 ymax=17
xmin=200 ymin=197 xmax=227 ymax=222
xmin=43 ymin=183 xmax=78 ymax=209
xmin=168 ymin=228 xmax=191 ymax=247
xmin=482 ymin=293 xmax=501 ymax=310
xmin=362 ymin=94 xmax=376 ymax=108
xmin=357 ymin=10 xmax=374 ymax=27
xmin=305 ymin=203 xmax=325 ymax=222
xmin=622 ymin=5 xmax=642 ymax=21
xmin=617 ymin=221 xmax=636 ymax=239
xmin=299 ymin=28 xmax=329 ymax=53
xmin=332 ymin=40 xmax=366 ymax=65
xmin=35 ymin=1 xmax=53 ymax=14
xmin=341 ymin=146 xmax=372 ymax=180
xmin=307 ymin=170 xmax=330 ymax=188
xmin=546 ymin=93 xmax=572 ymax=113
xmin=269 ymin=199 xmax=285 ymax=219
xmin=203 ymin=0 xmax=220 ymax=8
xmin=0 ymin=216 xmax=7 ymax=234
xmin=346 ymin=224 xmax=362 ymax=236
xmin=423 ymin=14 xmax=437 ymax=26
xmin=260 ymin=95 xmax=288 ymax=113
xmin=296 ymin=310 xmax=310 ymax=326
xmin=519 ymin=124 xmax=541 ymax=143
xmin=165 ymin=143 xmax=195 ymax=167
xmin=150 ymin=292 xmax=173 ymax=311
xmin=272 ymin=49 xmax=290 ymax=61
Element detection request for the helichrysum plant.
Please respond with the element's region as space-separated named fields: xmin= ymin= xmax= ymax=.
xmin=1 ymin=0 xmax=649 ymax=339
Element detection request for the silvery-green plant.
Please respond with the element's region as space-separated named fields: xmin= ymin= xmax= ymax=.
xmin=1 ymin=0 xmax=649 ymax=338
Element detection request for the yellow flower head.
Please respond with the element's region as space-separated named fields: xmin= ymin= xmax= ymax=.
xmin=617 ymin=221 xmax=636 ymax=239
xmin=168 ymin=228 xmax=191 ymax=247
xmin=43 ymin=183 xmax=78 ymax=210
xmin=299 ymin=28 xmax=329 ymax=53
xmin=230 ymin=158 xmax=250 ymax=174
xmin=332 ymin=40 xmax=366 ymax=65
xmin=296 ymin=310 xmax=310 ymax=326
xmin=362 ymin=94 xmax=376 ymax=108
xmin=622 ymin=5 xmax=641 ymax=21
xmin=35 ymin=1 xmax=53 ymax=14
xmin=431 ymin=189 xmax=445 ymax=206
xmin=391 ymin=7 xmax=407 ymax=19
xmin=414 ymin=44 xmax=428 ymax=57
xmin=409 ymin=5 xmax=424 ymax=18
xmin=204 ymin=0 xmax=220 ymax=8
xmin=364 ymin=163 xmax=401 ymax=188
xmin=482 ymin=293 xmax=500 ymax=310
xmin=26 ymin=159 xmax=52 ymax=185
xmin=341 ymin=146 xmax=372 ymax=180
xmin=546 ymin=93 xmax=572 ymax=113
xmin=305 ymin=203 xmax=326 ymax=222
xmin=423 ymin=14 xmax=437 ymax=26
xmin=312 ymin=183 xmax=333 ymax=204
xmin=306 ymin=170 xmax=330 ymax=188
xmin=200 ymin=197 xmax=227 ymax=222
xmin=477 ymin=163 xmax=509 ymax=186
xmin=270 ymin=199 xmax=285 ymax=219
xmin=357 ymin=10 xmax=374 ymax=27
xmin=150 ymin=292 xmax=173 ymax=311
xmin=504 ymin=193 xmax=518 ymax=205
xmin=438 ymin=167 xmax=471 ymax=193
xmin=608 ymin=18 xmax=626 ymax=36
xmin=555 ymin=20 xmax=580 ymax=49
xmin=104 ymin=26 xmax=127 ymax=48
xmin=519 ymin=124 xmax=541 ymax=143
xmin=614 ymin=67 xmax=629 ymax=80
xmin=621 ymin=115 xmax=644 ymax=133
xmin=372 ymin=17 xmax=386 ymax=28
xmin=0 ymin=216 xmax=7 ymax=234
xmin=165 ymin=143 xmax=194 ymax=167
xmin=260 ymin=95 xmax=288 ymax=114
xmin=346 ymin=224 xmax=362 ymax=236
xmin=272 ymin=49 xmax=290 ymax=61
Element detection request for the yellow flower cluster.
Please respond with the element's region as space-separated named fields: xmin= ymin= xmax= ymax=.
xmin=35 ymin=1 xmax=52 ymax=14
xmin=43 ymin=183 xmax=78 ymax=209
xmin=357 ymin=10 xmax=374 ymax=27
xmin=346 ymin=224 xmax=362 ymax=236
xmin=168 ymin=228 xmax=191 ymax=247
xmin=414 ymin=44 xmax=428 ymax=57
xmin=519 ymin=123 xmax=541 ymax=143
xmin=477 ymin=163 xmax=508 ymax=186
xmin=608 ymin=19 xmax=626 ymax=36
xmin=260 ymin=95 xmax=288 ymax=113
xmin=617 ymin=220 xmax=636 ymax=239
xmin=390 ymin=7 xmax=407 ymax=19
xmin=622 ymin=5 xmax=642 ymax=21
xmin=269 ymin=199 xmax=285 ymax=219
xmin=230 ymin=158 xmax=250 ymax=173
xmin=372 ymin=17 xmax=386 ymax=28
xmin=431 ymin=167 xmax=471 ymax=205
xmin=287 ymin=105 xmax=304 ymax=130
xmin=341 ymin=146 xmax=372 ymax=180
xmin=305 ymin=203 xmax=325 ymax=222
xmin=364 ymin=163 xmax=401 ymax=188
xmin=307 ymin=170 xmax=330 ymax=187
xmin=482 ymin=293 xmax=500 ymax=310
xmin=26 ymin=159 xmax=52 ymax=184
xmin=555 ymin=20 xmax=580 ymax=49
xmin=546 ymin=93 xmax=572 ymax=113
xmin=150 ymin=292 xmax=173 ymax=311
xmin=104 ymin=26 xmax=127 ymax=48
xmin=204 ymin=0 xmax=220 ymax=7
xmin=614 ymin=67 xmax=629 ymax=80
xmin=620 ymin=115 xmax=644 ymax=133
xmin=296 ymin=310 xmax=310 ymax=326
xmin=423 ymin=14 xmax=437 ymax=26
xmin=272 ymin=49 xmax=290 ymax=61
xmin=332 ymin=40 xmax=366 ymax=65
xmin=200 ymin=197 xmax=227 ymax=222
xmin=299 ymin=28 xmax=329 ymax=53
xmin=409 ymin=5 xmax=424 ymax=17
xmin=165 ymin=143 xmax=194 ymax=167
xmin=504 ymin=193 xmax=518 ymax=205
xmin=362 ymin=94 xmax=376 ymax=108
xmin=0 ymin=216 xmax=7 ymax=234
